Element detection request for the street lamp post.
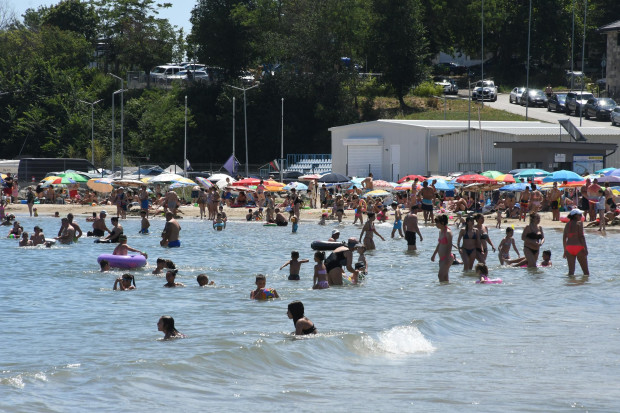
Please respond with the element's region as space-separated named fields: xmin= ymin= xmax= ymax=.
xmin=79 ymin=99 xmax=103 ymax=167
xmin=232 ymin=97 xmax=236 ymax=161
xmin=108 ymin=73 xmax=124 ymax=177
xmin=111 ymin=89 xmax=123 ymax=175
xmin=579 ymin=0 xmax=588 ymax=127
xmin=280 ymin=98 xmax=284 ymax=183
xmin=525 ymin=0 xmax=532 ymax=121
xmin=226 ymin=84 xmax=259 ymax=177
xmin=184 ymin=95 xmax=188 ymax=177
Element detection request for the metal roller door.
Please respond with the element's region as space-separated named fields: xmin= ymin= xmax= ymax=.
xmin=347 ymin=145 xmax=382 ymax=178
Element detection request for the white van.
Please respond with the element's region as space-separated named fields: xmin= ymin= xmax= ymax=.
xmin=150 ymin=65 xmax=184 ymax=80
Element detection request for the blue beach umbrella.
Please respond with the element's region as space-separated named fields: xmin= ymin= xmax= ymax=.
xmin=513 ymin=169 xmax=550 ymax=179
xmin=499 ymin=183 xmax=529 ymax=192
xmin=283 ymin=181 xmax=308 ymax=191
xmin=542 ymin=170 xmax=583 ymax=183
xmin=425 ymin=179 xmax=454 ymax=191
xmin=596 ymin=167 xmax=615 ymax=174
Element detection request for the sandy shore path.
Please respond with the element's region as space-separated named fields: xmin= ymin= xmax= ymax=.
xmin=4 ymin=202 xmax=617 ymax=232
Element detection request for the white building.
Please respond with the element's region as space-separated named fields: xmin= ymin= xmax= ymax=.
xmin=329 ymin=120 xmax=620 ymax=180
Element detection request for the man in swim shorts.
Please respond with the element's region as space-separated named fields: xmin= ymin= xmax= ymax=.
xmin=161 ymin=211 xmax=181 ymax=247
xmin=361 ymin=173 xmax=374 ymax=192
xmin=548 ymin=182 xmax=561 ymax=221
xmin=519 ymin=186 xmax=530 ymax=221
xmin=402 ymin=207 xmax=423 ymax=251
xmin=89 ymin=211 xmax=110 ymax=237
xmin=419 ymin=181 xmax=435 ymax=223
xmin=164 ymin=189 xmax=179 ymax=215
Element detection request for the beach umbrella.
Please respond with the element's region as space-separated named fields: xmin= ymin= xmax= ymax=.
xmin=207 ymin=173 xmax=234 ymax=182
xmin=283 ymin=181 xmax=308 ymax=191
xmin=264 ymin=180 xmax=286 ymax=191
xmin=499 ymin=183 xmax=529 ymax=191
xmin=318 ymin=173 xmax=350 ymax=184
xmin=426 ymin=179 xmax=455 ymax=191
xmin=373 ymin=180 xmax=397 ymax=190
xmin=233 ymin=177 xmax=261 ymax=186
xmin=394 ymin=181 xmax=422 ymax=191
xmin=513 ymin=169 xmax=550 ymax=179
xmin=596 ymin=167 xmax=615 ymax=174
xmin=597 ymin=175 xmax=620 ymax=183
xmin=113 ymin=179 xmax=144 ymax=187
xmin=350 ymin=177 xmax=364 ymax=184
xmin=495 ymin=174 xmax=518 ymax=183
xmin=542 ymin=170 xmax=583 ymax=183
xmin=58 ymin=171 xmax=89 ymax=183
xmin=481 ymin=170 xmax=504 ymax=179
xmin=42 ymin=176 xmax=77 ymax=185
xmin=559 ymin=180 xmax=586 ymax=188
xmin=87 ymin=177 xmax=114 ymax=192
xmin=149 ymin=173 xmax=186 ymax=183
xmin=397 ymin=174 xmax=426 ymax=183
xmin=362 ymin=189 xmax=390 ymax=198
xmin=299 ymin=173 xmax=322 ymax=180
xmin=173 ymin=177 xmax=197 ymax=185
xmin=196 ymin=176 xmax=213 ymax=189
xmin=427 ymin=175 xmax=452 ymax=182
xmin=455 ymin=174 xmax=496 ymax=184
xmin=169 ymin=181 xmax=195 ymax=189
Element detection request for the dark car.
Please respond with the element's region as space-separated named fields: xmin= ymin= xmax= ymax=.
xmin=565 ymin=91 xmax=595 ymax=116
xmin=547 ymin=93 xmax=567 ymax=112
xmin=520 ymin=89 xmax=548 ymax=107
xmin=583 ymin=98 xmax=617 ymax=120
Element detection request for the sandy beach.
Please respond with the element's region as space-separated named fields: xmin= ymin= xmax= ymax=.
xmin=4 ymin=202 xmax=617 ymax=232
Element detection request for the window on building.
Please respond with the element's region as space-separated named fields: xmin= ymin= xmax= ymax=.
xmin=517 ymin=162 xmax=542 ymax=169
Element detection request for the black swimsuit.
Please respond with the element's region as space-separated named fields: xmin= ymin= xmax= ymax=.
xmin=301 ymin=324 xmax=317 ymax=335
xmin=325 ymin=251 xmax=346 ymax=272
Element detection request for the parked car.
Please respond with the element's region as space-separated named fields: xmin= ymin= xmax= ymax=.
xmin=472 ymin=80 xmax=498 ymax=101
xmin=167 ymin=70 xmax=210 ymax=81
xmin=583 ymin=98 xmax=617 ymax=120
xmin=433 ymin=62 xmax=467 ymax=76
xmin=434 ymin=78 xmax=459 ymax=95
xmin=547 ymin=93 xmax=567 ymax=112
xmin=150 ymin=65 xmax=184 ymax=80
xmin=611 ymin=107 xmax=620 ymax=126
xmin=510 ymin=87 xmax=526 ymax=104
xmin=520 ymin=89 xmax=548 ymax=107
xmin=565 ymin=91 xmax=595 ymax=115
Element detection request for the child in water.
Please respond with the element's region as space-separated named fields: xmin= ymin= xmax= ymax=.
xmin=163 ymin=269 xmax=184 ymax=288
xmin=475 ymin=263 xmax=502 ymax=284
xmin=318 ymin=213 xmax=327 ymax=225
xmin=113 ymin=274 xmax=136 ymax=290
xmin=541 ymin=250 xmax=552 ymax=267
xmin=498 ymin=227 xmax=520 ymax=265
xmin=291 ymin=216 xmax=299 ymax=233
xmin=312 ymin=251 xmax=329 ymax=289
xmin=99 ymin=259 xmax=110 ymax=272
xmin=157 ymin=315 xmax=185 ymax=339
xmin=279 ymin=251 xmax=309 ymax=280
xmin=19 ymin=232 xmax=32 ymax=247
xmin=139 ymin=210 xmax=150 ymax=234
xmin=196 ymin=274 xmax=215 ymax=286
xmin=153 ymin=258 xmax=175 ymax=275
xmin=495 ymin=208 xmax=502 ymax=229
xmin=250 ymin=274 xmax=279 ymax=299
xmin=287 ymin=301 xmax=317 ymax=335
xmin=112 ymin=235 xmax=147 ymax=258
xmin=356 ymin=245 xmax=368 ymax=274
xmin=213 ymin=213 xmax=226 ymax=231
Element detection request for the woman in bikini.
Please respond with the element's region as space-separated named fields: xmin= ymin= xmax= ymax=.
xmin=563 ymin=209 xmax=589 ymax=276
xmin=457 ymin=216 xmax=479 ymax=271
xmin=359 ymin=212 xmax=385 ymax=250
xmin=287 ymin=301 xmax=317 ymax=335
xmin=474 ymin=213 xmax=496 ymax=264
xmin=522 ymin=212 xmax=545 ymax=268
xmin=431 ymin=214 xmax=453 ymax=282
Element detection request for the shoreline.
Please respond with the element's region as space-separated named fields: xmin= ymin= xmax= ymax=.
xmin=4 ymin=202 xmax=617 ymax=232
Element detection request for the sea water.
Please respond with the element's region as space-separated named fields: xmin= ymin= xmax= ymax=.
xmin=1 ymin=215 xmax=619 ymax=412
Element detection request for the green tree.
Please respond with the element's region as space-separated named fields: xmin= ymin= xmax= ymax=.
xmin=43 ymin=0 xmax=99 ymax=42
xmin=370 ymin=0 xmax=429 ymax=108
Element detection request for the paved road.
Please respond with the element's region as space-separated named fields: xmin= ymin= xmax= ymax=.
xmin=479 ymin=92 xmax=612 ymax=128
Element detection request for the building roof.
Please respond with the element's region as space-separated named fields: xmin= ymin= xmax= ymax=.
xmin=494 ymin=141 xmax=617 ymax=150
xmin=328 ymin=119 xmax=544 ymax=132
xmin=598 ymin=20 xmax=620 ymax=33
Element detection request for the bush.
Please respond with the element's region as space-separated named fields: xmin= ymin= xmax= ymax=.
xmin=412 ymin=81 xmax=443 ymax=97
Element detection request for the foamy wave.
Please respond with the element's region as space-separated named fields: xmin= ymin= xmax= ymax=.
xmin=353 ymin=325 xmax=435 ymax=356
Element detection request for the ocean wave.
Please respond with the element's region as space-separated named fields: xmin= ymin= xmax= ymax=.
xmin=347 ymin=325 xmax=435 ymax=356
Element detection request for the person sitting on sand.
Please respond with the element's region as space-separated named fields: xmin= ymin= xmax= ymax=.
xmin=157 ymin=315 xmax=185 ymax=339
xmin=113 ymin=274 xmax=136 ymax=290
xmin=112 ymin=235 xmax=147 ymax=258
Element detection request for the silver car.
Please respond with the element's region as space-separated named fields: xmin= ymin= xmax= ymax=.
xmin=510 ymin=87 xmax=526 ymax=104
xmin=611 ymin=107 xmax=620 ymax=126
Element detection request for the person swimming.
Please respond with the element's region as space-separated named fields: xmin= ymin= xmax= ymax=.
xmin=157 ymin=315 xmax=185 ymax=339
xmin=287 ymin=301 xmax=317 ymax=335
xmin=113 ymin=274 xmax=136 ymax=290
